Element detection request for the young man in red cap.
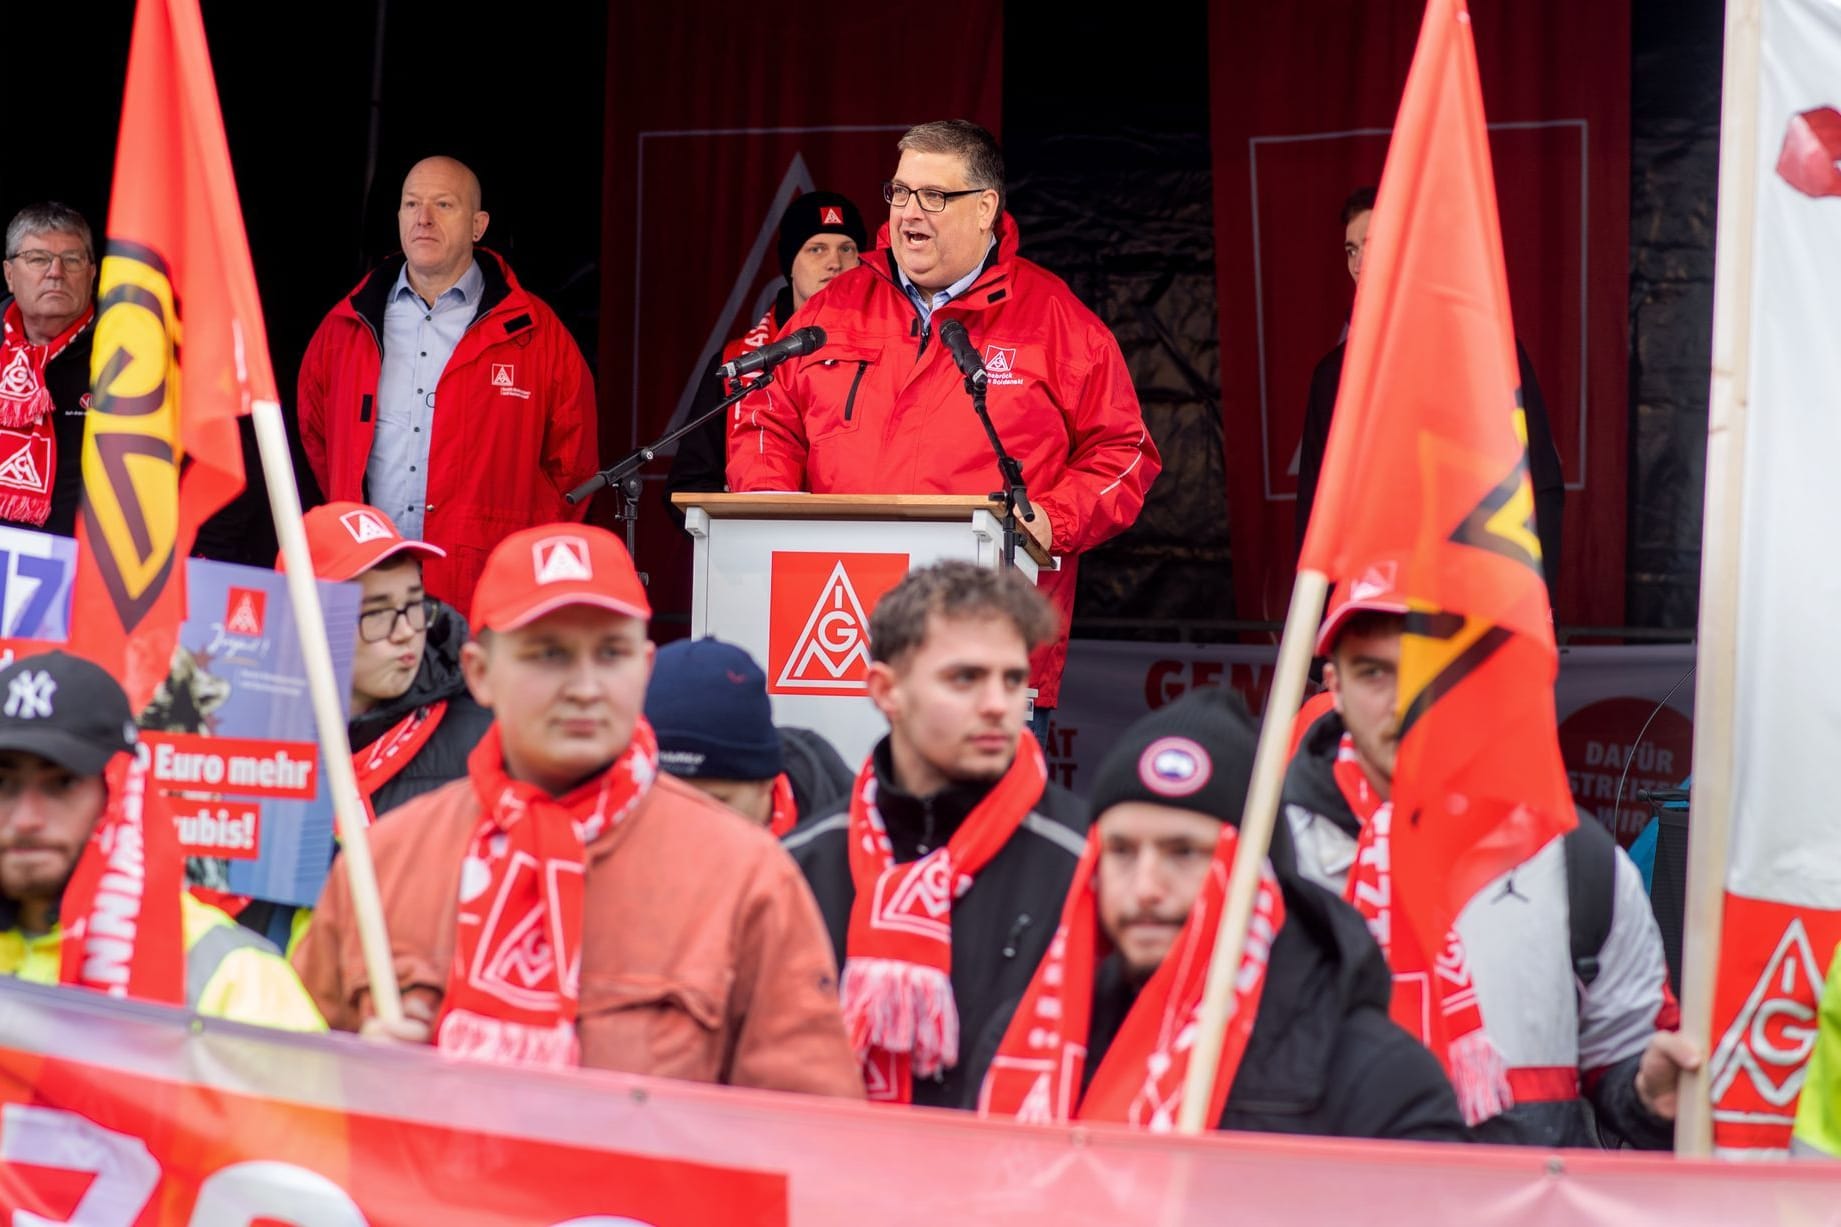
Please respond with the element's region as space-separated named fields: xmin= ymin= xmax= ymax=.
xmin=293 ymin=524 xmax=863 ymax=1095
xmin=1281 ymin=571 xmax=1697 ymax=1147
xmin=978 ymin=687 xmax=1463 ymax=1139
xmin=291 ymin=501 xmax=492 ymax=820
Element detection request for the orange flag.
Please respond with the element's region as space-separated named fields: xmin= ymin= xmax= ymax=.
xmin=72 ymin=0 xmax=270 ymax=708
xmin=1298 ymin=0 xmax=1575 ymax=946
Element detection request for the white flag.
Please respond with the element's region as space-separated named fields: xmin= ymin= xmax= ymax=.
xmin=1703 ymin=0 xmax=1841 ymax=1158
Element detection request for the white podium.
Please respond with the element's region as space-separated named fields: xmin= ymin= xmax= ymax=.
xmin=675 ymin=493 xmax=1048 ymax=769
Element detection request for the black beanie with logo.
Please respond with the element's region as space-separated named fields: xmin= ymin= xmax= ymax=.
xmin=776 ymin=192 xmax=868 ymax=278
xmin=1085 ymin=686 xmax=1298 ymax=874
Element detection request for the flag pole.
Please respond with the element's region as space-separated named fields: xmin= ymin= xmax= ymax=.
xmin=1676 ymin=0 xmax=1765 ymax=1158
xmin=250 ymin=398 xmax=404 ymax=1028
xmin=1176 ymin=567 xmax=1329 ymax=1133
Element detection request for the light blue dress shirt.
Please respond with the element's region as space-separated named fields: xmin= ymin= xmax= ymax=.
xmin=367 ymin=258 xmax=483 ymax=539
xmin=898 ymin=238 xmax=997 ymax=323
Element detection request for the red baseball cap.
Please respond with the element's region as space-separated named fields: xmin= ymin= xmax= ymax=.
xmin=1315 ymin=561 xmax=1410 ymax=656
xmin=284 ymin=502 xmax=446 ymax=582
xmin=470 ymin=524 xmax=651 ymax=632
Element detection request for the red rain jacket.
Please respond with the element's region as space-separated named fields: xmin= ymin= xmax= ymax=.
xmin=727 ymin=220 xmax=1159 ymax=705
xmin=298 ymin=249 xmax=597 ymax=615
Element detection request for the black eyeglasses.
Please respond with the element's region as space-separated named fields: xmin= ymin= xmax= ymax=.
xmin=358 ymin=597 xmax=436 ymax=643
xmin=883 ymin=181 xmax=987 ymax=212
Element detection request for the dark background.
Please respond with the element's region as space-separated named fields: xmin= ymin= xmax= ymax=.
xmin=6 ymin=0 xmax=1717 ymax=634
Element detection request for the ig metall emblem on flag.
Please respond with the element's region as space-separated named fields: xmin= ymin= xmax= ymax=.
xmin=82 ymin=239 xmax=183 ymax=628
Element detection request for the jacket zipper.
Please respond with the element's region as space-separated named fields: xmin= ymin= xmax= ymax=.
xmin=1002 ymin=914 xmax=1033 ymax=959
xmin=843 ymin=360 xmax=869 ymax=422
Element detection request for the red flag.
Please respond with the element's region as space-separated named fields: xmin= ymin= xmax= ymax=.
xmin=72 ymin=0 xmax=269 ymax=708
xmin=1298 ymin=0 xmax=1575 ymax=945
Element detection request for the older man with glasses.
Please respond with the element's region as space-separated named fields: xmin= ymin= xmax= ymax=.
xmin=0 ymin=203 xmax=98 ymax=536
xmin=726 ymin=120 xmax=1160 ymax=739
xmin=282 ymin=501 xmax=493 ymax=822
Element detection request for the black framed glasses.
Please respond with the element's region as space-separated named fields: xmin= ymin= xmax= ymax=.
xmin=358 ymin=597 xmax=436 ymax=643
xmin=882 ymin=181 xmax=987 ymax=212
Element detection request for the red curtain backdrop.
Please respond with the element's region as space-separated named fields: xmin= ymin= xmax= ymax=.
xmin=600 ymin=6 xmax=1003 ymax=627
xmin=1208 ymin=0 xmax=1630 ymax=628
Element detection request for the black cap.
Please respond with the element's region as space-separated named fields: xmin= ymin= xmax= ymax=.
xmin=0 ymin=651 xmax=137 ymax=776
xmin=777 ymin=192 xmax=868 ymax=277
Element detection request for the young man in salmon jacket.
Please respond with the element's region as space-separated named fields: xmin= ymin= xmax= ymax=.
xmin=293 ymin=523 xmax=863 ymax=1096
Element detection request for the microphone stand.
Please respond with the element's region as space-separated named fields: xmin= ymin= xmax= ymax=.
xmin=959 ymin=370 xmax=1037 ymax=569
xmin=565 ymin=371 xmax=777 ymax=584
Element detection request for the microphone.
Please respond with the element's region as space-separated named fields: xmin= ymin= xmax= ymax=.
xmin=937 ymin=319 xmax=986 ymax=388
xmin=717 ymin=325 xmax=827 ymax=381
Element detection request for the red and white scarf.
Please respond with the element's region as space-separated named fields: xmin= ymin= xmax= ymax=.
xmin=59 ymin=749 xmax=185 ymax=1005
xmin=0 ymin=304 xmax=90 ymax=526
xmin=979 ymin=822 xmax=1285 ymax=1130
xmin=1333 ymin=733 xmax=1512 ymax=1125
xmin=841 ymin=734 xmax=1046 ymax=1103
xmin=353 ymin=700 xmax=448 ymax=821
xmin=434 ymin=719 xmax=659 ymax=1068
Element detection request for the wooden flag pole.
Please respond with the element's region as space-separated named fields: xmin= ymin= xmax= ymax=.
xmin=1175 ymin=567 xmax=1329 ymax=1134
xmin=1675 ymin=0 xmax=1764 ymax=1158
xmin=250 ymin=398 xmax=405 ymax=1028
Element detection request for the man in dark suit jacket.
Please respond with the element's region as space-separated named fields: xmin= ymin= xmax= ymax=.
xmin=1296 ymin=188 xmax=1566 ymax=597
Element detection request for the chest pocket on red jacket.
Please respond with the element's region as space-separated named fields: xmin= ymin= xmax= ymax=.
xmin=580 ymin=970 xmax=728 ymax=1077
xmin=796 ymin=346 xmax=877 ymax=444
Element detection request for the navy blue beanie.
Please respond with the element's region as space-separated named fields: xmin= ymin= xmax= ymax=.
xmin=645 ymin=638 xmax=784 ymax=781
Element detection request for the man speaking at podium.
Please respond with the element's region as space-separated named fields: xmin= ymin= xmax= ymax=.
xmin=726 ymin=120 xmax=1160 ymax=727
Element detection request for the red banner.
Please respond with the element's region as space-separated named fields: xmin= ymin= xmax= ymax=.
xmin=141 ymin=731 xmax=320 ymax=801
xmin=1707 ymin=895 xmax=1841 ymax=1153
xmin=1208 ymin=0 xmax=1629 ymax=627
xmin=4 ymin=979 xmax=1841 ymax=1225
xmin=598 ymin=4 xmax=1002 ymax=629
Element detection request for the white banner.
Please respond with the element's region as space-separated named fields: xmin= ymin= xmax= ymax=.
xmin=3 ymin=979 xmax=1841 ymax=1225
xmin=1701 ymin=0 xmax=1841 ymax=1156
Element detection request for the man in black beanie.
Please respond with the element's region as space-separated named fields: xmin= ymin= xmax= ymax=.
xmin=665 ymin=191 xmax=868 ymax=514
xmin=973 ymin=686 xmax=1466 ymax=1140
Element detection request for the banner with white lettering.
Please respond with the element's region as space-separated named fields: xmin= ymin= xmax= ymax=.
xmin=141 ymin=559 xmax=357 ymax=906
xmin=1702 ymin=0 xmax=1841 ymax=1157
xmin=1053 ymin=640 xmax=1695 ymax=845
xmin=1 ymin=979 xmax=1837 ymax=1225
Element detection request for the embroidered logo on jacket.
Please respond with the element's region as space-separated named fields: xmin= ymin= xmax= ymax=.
xmin=491 ymin=362 xmax=531 ymax=400
xmin=983 ymin=345 xmax=1024 ymax=387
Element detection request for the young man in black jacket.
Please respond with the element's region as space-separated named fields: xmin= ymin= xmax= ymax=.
xmin=291 ymin=501 xmax=493 ymax=819
xmin=783 ymin=560 xmax=1088 ymax=1109
xmin=975 ymin=687 xmax=1465 ymax=1139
